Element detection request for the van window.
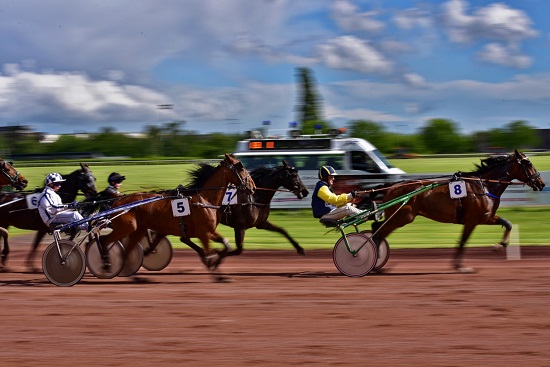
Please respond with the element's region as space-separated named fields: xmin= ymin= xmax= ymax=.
xmin=238 ymin=154 xmax=344 ymax=171
xmin=350 ymin=151 xmax=380 ymax=173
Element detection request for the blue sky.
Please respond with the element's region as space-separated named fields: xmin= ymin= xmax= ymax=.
xmin=1 ymin=0 xmax=550 ymax=136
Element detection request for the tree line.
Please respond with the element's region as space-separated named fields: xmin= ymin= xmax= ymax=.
xmin=0 ymin=118 xmax=541 ymax=160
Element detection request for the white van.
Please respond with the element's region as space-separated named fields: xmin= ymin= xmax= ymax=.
xmin=233 ymin=130 xmax=405 ymax=208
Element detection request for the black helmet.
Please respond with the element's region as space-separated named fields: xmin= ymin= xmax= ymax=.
xmin=318 ymin=165 xmax=338 ymax=180
xmin=108 ymin=172 xmax=126 ymax=184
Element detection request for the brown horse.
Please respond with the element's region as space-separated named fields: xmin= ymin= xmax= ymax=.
xmin=372 ymin=150 xmax=545 ymax=272
xmin=0 ymin=159 xmax=28 ymax=190
xmin=0 ymin=159 xmax=28 ymax=267
xmin=0 ymin=163 xmax=97 ymax=270
xmin=100 ymin=154 xmax=255 ymax=281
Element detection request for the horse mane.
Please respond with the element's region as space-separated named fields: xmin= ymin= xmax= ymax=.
xmin=467 ymin=154 xmax=513 ymax=176
xmin=185 ymin=163 xmax=218 ymax=189
xmin=250 ymin=166 xmax=276 ymax=181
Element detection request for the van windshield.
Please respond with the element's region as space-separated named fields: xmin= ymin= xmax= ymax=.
xmin=238 ymin=154 xmax=344 ymax=171
xmin=372 ymin=149 xmax=395 ymax=169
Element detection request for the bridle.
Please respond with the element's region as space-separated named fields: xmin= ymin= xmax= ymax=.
xmin=78 ymin=170 xmax=98 ymax=197
xmin=221 ymin=159 xmax=254 ymax=193
xmin=281 ymin=167 xmax=304 ymax=196
xmin=0 ymin=160 xmax=22 ymax=187
xmin=517 ymin=156 xmax=542 ymax=190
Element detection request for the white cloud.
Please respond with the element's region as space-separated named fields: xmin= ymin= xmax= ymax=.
xmin=394 ymin=8 xmax=433 ymax=30
xmin=403 ymin=73 xmax=428 ymax=88
xmin=318 ymin=36 xmax=393 ymax=75
xmin=441 ymin=0 xmax=537 ymax=44
xmin=324 ymin=104 xmax=404 ymax=123
xmin=440 ymin=0 xmax=537 ymax=69
xmin=0 ymin=65 xmax=167 ymax=123
xmin=478 ymin=43 xmax=532 ymax=69
xmin=331 ymin=0 xmax=385 ymax=33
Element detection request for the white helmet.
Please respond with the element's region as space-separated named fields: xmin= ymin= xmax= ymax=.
xmin=45 ymin=172 xmax=66 ymax=186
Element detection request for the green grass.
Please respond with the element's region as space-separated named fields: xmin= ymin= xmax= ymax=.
xmin=13 ymin=163 xmax=197 ymax=194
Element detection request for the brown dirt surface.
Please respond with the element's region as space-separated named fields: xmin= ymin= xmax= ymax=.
xmin=1 ymin=233 xmax=550 ymax=367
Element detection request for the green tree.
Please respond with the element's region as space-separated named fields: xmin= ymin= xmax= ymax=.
xmin=348 ymin=120 xmax=391 ymax=153
xmin=295 ymin=67 xmax=328 ymax=134
xmin=420 ymin=118 xmax=465 ymax=154
xmin=505 ymin=120 xmax=540 ymax=149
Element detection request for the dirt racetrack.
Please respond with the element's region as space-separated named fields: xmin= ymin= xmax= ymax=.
xmin=1 ymin=234 xmax=550 ymax=367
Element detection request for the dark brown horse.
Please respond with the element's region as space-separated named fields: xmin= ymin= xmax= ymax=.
xmin=101 ymin=154 xmax=255 ymax=281
xmin=372 ymin=150 xmax=545 ymax=272
xmin=0 ymin=163 xmax=97 ymax=270
xmin=0 ymin=159 xmax=28 ymax=267
xmin=211 ymin=160 xmax=309 ymax=256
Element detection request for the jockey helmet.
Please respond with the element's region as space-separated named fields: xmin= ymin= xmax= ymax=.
xmin=108 ymin=172 xmax=126 ymax=184
xmin=318 ymin=165 xmax=338 ymax=180
xmin=45 ymin=172 xmax=65 ymax=186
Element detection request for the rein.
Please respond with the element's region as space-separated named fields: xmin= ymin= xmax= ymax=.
xmin=358 ymin=175 xmax=529 ymax=197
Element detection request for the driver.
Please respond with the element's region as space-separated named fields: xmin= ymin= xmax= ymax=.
xmin=102 ymin=172 xmax=126 ymax=198
xmin=311 ymin=165 xmax=362 ymax=221
xmin=37 ymin=172 xmax=88 ymax=231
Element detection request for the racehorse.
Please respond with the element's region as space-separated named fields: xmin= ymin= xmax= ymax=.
xmin=372 ymin=150 xmax=545 ymax=272
xmin=211 ymin=161 xmax=309 ymax=257
xmin=100 ymin=154 xmax=255 ymax=281
xmin=0 ymin=163 xmax=97 ymax=270
xmin=0 ymin=159 xmax=28 ymax=267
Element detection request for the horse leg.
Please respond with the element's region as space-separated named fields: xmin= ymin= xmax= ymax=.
xmin=179 ymin=236 xmax=207 ymax=265
xmin=209 ymin=230 xmax=232 ymax=253
xmin=0 ymin=227 xmax=8 ymax=269
xmin=200 ymin=234 xmax=232 ymax=283
xmin=454 ymin=224 xmax=476 ymax=273
xmin=26 ymin=230 xmax=47 ymax=273
xmin=256 ymin=220 xmax=305 ymax=255
xmin=187 ymin=233 xmax=230 ymax=283
xmin=492 ymin=216 xmax=513 ymax=251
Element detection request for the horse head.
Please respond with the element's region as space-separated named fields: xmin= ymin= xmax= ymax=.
xmin=76 ymin=163 xmax=98 ymax=198
xmin=280 ymin=160 xmax=309 ymax=199
xmin=222 ymin=154 xmax=255 ymax=195
xmin=514 ymin=149 xmax=545 ymax=191
xmin=0 ymin=159 xmax=28 ymax=190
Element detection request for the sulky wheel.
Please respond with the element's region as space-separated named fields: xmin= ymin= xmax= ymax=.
xmin=360 ymin=230 xmax=390 ymax=272
xmin=42 ymin=240 xmax=86 ymax=287
xmin=118 ymin=241 xmax=144 ymax=277
xmin=141 ymin=234 xmax=173 ymax=271
xmin=333 ymin=233 xmax=377 ymax=277
xmin=85 ymin=239 xmax=125 ymax=279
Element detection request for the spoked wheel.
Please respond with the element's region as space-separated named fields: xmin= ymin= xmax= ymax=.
xmin=141 ymin=234 xmax=173 ymax=271
xmin=118 ymin=241 xmax=144 ymax=277
xmin=333 ymin=233 xmax=378 ymax=277
xmin=360 ymin=230 xmax=390 ymax=272
xmin=42 ymin=240 xmax=86 ymax=287
xmin=85 ymin=239 xmax=124 ymax=279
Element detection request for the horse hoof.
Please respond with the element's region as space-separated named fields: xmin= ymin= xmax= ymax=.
xmin=455 ymin=266 xmax=475 ymax=274
xmin=296 ymin=248 xmax=306 ymax=256
xmin=492 ymin=244 xmax=504 ymax=253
